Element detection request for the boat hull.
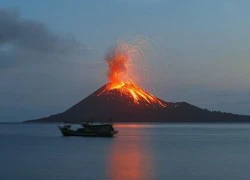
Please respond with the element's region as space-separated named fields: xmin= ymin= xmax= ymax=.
xmin=58 ymin=126 xmax=117 ymax=137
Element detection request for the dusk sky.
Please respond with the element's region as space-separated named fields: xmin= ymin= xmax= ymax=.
xmin=0 ymin=0 xmax=250 ymax=122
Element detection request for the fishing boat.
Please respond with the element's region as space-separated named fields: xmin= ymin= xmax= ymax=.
xmin=58 ymin=122 xmax=118 ymax=137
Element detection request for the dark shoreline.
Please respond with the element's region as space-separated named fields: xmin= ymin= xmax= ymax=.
xmin=22 ymin=121 xmax=250 ymax=124
xmin=2 ymin=121 xmax=250 ymax=124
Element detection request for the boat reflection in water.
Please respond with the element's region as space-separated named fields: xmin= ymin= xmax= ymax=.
xmin=106 ymin=123 xmax=155 ymax=180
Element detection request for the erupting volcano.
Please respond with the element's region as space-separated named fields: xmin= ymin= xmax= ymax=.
xmin=26 ymin=42 xmax=250 ymax=123
xmin=98 ymin=43 xmax=166 ymax=107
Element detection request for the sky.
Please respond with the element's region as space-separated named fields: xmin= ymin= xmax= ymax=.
xmin=0 ymin=0 xmax=250 ymax=122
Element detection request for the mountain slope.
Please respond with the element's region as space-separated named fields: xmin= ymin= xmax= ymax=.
xmin=25 ymin=84 xmax=250 ymax=123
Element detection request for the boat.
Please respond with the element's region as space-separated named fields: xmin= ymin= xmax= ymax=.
xmin=58 ymin=122 xmax=118 ymax=137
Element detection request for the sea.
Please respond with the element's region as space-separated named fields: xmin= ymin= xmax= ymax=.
xmin=0 ymin=123 xmax=250 ymax=180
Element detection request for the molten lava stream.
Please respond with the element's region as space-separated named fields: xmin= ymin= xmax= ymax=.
xmin=98 ymin=81 xmax=166 ymax=107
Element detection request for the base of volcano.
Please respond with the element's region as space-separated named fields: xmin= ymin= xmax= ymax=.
xmin=25 ymin=84 xmax=250 ymax=123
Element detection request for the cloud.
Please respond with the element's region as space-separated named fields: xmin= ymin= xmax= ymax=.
xmin=0 ymin=8 xmax=105 ymax=121
xmin=0 ymin=9 xmax=86 ymax=69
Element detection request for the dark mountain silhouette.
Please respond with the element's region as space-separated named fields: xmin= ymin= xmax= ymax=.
xmin=25 ymin=83 xmax=250 ymax=123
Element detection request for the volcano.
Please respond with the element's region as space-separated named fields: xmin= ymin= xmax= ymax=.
xmin=26 ymin=82 xmax=250 ymax=123
xmin=25 ymin=42 xmax=250 ymax=123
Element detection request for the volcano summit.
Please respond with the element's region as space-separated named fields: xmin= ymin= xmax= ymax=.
xmin=26 ymin=42 xmax=250 ymax=123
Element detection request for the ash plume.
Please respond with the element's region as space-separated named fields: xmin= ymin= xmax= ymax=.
xmin=105 ymin=41 xmax=149 ymax=86
xmin=105 ymin=45 xmax=129 ymax=84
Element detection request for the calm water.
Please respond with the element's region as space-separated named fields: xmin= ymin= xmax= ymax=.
xmin=0 ymin=123 xmax=250 ymax=180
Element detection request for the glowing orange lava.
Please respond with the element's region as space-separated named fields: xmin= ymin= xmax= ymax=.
xmin=98 ymin=42 xmax=166 ymax=107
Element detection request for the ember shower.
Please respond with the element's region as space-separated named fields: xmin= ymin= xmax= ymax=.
xmin=98 ymin=42 xmax=166 ymax=107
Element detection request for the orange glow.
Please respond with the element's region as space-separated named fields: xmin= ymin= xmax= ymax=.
xmin=106 ymin=127 xmax=154 ymax=180
xmin=98 ymin=42 xmax=166 ymax=107
xmin=114 ymin=123 xmax=153 ymax=128
xmin=99 ymin=81 xmax=166 ymax=107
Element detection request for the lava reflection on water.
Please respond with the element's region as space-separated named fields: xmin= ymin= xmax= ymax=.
xmin=106 ymin=125 xmax=155 ymax=180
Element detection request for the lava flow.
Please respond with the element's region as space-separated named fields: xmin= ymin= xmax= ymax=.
xmin=98 ymin=42 xmax=166 ymax=107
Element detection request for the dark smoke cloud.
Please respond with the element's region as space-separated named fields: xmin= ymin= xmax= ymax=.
xmin=0 ymin=9 xmax=100 ymax=122
xmin=0 ymin=9 xmax=86 ymax=69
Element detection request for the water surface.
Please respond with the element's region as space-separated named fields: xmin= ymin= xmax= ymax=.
xmin=1 ymin=123 xmax=250 ymax=180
